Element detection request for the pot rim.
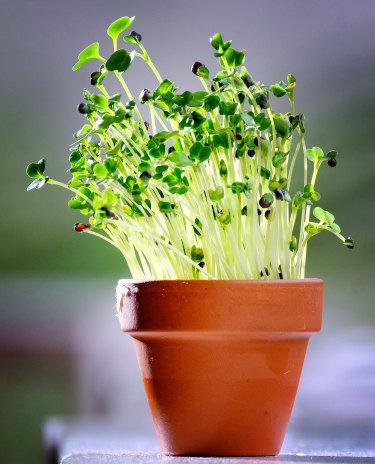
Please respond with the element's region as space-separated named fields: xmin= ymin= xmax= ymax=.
xmin=117 ymin=278 xmax=324 ymax=334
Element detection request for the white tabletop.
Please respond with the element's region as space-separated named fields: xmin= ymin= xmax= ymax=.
xmin=43 ymin=415 xmax=375 ymax=464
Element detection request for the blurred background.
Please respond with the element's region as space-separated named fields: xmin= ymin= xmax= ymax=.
xmin=1 ymin=0 xmax=374 ymax=462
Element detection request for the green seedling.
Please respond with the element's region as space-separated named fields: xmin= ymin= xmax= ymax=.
xmin=27 ymin=16 xmax=353 ymax=280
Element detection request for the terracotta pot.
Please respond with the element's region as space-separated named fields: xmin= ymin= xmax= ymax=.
xmin=117 ymin=279 xmax=323 ymax=456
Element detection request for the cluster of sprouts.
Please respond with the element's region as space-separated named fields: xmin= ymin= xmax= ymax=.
xmin=27 ymin=16 xmax=353 ymax=280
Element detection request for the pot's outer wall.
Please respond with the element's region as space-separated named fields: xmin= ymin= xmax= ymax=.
xmin=117 ymin=279 xmax=323 ymax=456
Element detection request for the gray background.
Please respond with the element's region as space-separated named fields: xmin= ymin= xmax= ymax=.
xmin=0 ymin=1 xmax=374 ymax=462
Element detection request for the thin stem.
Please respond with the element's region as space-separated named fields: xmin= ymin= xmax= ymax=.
xmin=138 ymin=44 xmax=163 ymax=83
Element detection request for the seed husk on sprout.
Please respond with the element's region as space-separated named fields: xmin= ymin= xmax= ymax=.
xmin=139 ymin=170 xmax=152 ymax=179
xmin=328 ymin=158 xmax=337 ymax=167
xmin=274 ymin=188 xmax=284 ymax=200
xmin=238 ymin=92 xmax=245 ymax=103
xmin=260 ymin=267 xmax=269 ymax=277
xmin=345 ymin=238 xmax=354 ymax=249
xmin=260 ymin=94 xmax=268 ymax=109
xmin=100 ymin=206 xmax=116 ymax=218
xmin=131 ymin=30 xmax=142 ymax=42
xmin=247 ymin=149 xmax=255 ymax=157
xmin=140 ymin=89 xmax=150 ymax=102
xmin=259 ymin=195 xmax=273 ymax=208
xmin=74 ymin=223 xmax=90 ymax=232
xmin=90 ymin=71 xmax=100 ymax=86
xmin=191 ymin=61 xmax=203 ymax=75
xmin=78 ymin=103 xmax=90 ymax=114
xmin=243 ymin=76 xmax=252 ymax=88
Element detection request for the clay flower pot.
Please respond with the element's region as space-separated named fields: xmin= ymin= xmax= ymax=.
xmin=117 ymin=279 xmax=323 ymax=456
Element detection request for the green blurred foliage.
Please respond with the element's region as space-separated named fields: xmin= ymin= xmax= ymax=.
xmin=0 ymin=353 xmax=75 ymax=463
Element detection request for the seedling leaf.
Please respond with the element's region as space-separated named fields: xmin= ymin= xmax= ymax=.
xmin=107 ymin=16 xmax=135 ymax=41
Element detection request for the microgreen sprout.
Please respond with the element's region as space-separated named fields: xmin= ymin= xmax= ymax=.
xmin=27 ymin=16 xmax=353 ymax=280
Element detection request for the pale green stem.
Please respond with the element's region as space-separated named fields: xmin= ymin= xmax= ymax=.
xmin=138 ymin=44 xmax=163 ymax=83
